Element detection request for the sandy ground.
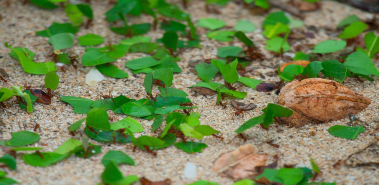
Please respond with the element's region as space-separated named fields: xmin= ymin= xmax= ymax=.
xmin=0 ymin=0 xmax=378 ymax=185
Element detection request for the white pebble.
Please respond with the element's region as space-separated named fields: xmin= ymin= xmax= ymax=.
xmin=183 ymin=162 xmax=196 ymax=179
xmin=85 ymin=67 xmax=106 ymax=86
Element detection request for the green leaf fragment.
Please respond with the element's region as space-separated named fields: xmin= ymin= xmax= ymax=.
xmin=69 ymin=118 xmax=86 ymax=132
xmin=60 ymin=96 xmax=94 ymax=114
xmin=82 ymin=51 xmax=116 ymax=66
xmin=44 ymin=72 xmax=59 ymax=90
xmin=312 ymin=40 xmax=346 ymax=53
xmin=96 ymin=64 xmax=129 ymax=79
xmin=234 ymin=20 xmax=256 ymax=33
xmin=102 ymin=150 xmax=135 ymax=167
xmin=111 ymin=117 xmax=143 ymax=133
xmin=6 ymin=130 xmax=40 ymax=147
xmin=125 ymin=57 xmax=160 ymax=70
xmin=174 ymin=141 xmax=208 ymax=154
xmin=48 ymin=33 xmax=75 ymax=50
xmin=78 ymin=33 xmax=104 ymax=46
xmin=197 ymin=18 xmax=225 ymax=30
xmin=328 ymin=125 xmax=365 ymax=139
xmin=86 ymin=108 xmax=111 ymax=131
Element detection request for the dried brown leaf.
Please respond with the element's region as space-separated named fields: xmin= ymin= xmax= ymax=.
xmin=256 ymin=83 xmax=277 ymax=92
xmin=140 ymin=177 xmax=171 ymax=185
xmin=190 ymin=87 xmax=216 ymax=95
xmin=212 ymin=144 xmax=268 ymax=180
xmin=30 ymin=89 xmax=51 ymax=105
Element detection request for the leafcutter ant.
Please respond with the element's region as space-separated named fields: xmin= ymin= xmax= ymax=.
xmin=0 ymin=68 xmax=9 ymax=83
xmin=144 ymin=146 xmax=157 ymax=157
xmin=224 ymin=81 xmax=236 ymax=91
xmin=236 ymin=133 xmax=247 ymax=143
xmin=33 ymin=123 xmax=40 ymax=132
xmin=212 ymin=134 xmax=224 ymax=141
xmin=168 ymin=128 xmax=186 ymax=143
xmin=231 ymin=100 xmax=257 ymax=118
xmin=153 ymin=79 xmax=165 ymax=88
xmin=99 ymin=91 xmax=113 ymax=99
xmin=69 ymin=55 xmax=78 ymax=69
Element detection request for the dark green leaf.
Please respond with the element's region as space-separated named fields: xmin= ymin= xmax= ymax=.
xmin=280 ymin=64 xmax=304 ymax=81
xmin=167 ymin=112 xmax=188 ymax=128
xmin=276 ymin=168 xmax=304 ymax=185
xmin=102 ymin=150 xmax=134 ymax=167
xmin=262 ymin=11 xmax=289 ymax=27
xmin=112 ymin=95 xmax=134 ymax=113
xmin=157 ymin=4 xmax=189 ymax=21
xmin=36 ymin=22 xmax=79 ymax=37
xmin=122 ymin=101 xmax=154 ymax=117
xmin=101 ymin=162 xmax=123 ymax=183
xmin=144 ymin=72 xmax=153 ymax=94
xmin=0 ymin=154 xmax=16 ymax=170
xmin=195 ymin=63 xmax=219 ymax=82
xmin=187 ymin=17 xmax=198 ymax=40
xmin=91 ymin=99 xmax=114 ymax=110
xmin=105 ymin=0 xmax=137 ymax=22
xmin=235 ymin=115 xmax=264 ymax=133
xmin=151 ymin=114 xmax=164 ymax=132
xmin=293 ymin=51 xmax=313 ymax=61
xmin=86 ymin=108 xmax=111 ymax=131
xmin=235 ymin=31 xmax=254 ymax=47
xmin=85 ymin=127 xmax=132 ymax=143
xmin=56 ymin=53 xmax=71 ymax=65
xmin=162 ymin=31 xmax=178 ymax=52
xmin=60 ymin=96 xmax=94 ymax=114
xmin=211 ymin=59 xmax=239 ymax=83
xmin=77 ymin=4 xmax=93 ymax=19
xmin=161 ymin=21 xmax=186 ymax=32
xmin=174 ymin=141 xmax=208 ymax=153
xmin=129 ymin=43 xmax=160 ymax=53
xmin=119 ymin=36 xmax=151 ymax=45
xmin=328 ymin=125 xmax=365 ymax=139
xmin=96 ymin=63 xmax=129 ymax=78
xmin=6 ymin=131 xmax=40 ymax=147
xmin=30 ymin=0 xmax=58 ymax=9
xmin=337 ymin=15 xmax=360 ymax=28
xmin=321 ymin=60 xmax=347 ymax=82
xmin=302 ymin=61 xmax=323 ymax=78
xmin=158 ymin=87 xmax=188 ymax=98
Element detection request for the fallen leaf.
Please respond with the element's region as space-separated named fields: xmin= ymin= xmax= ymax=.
xmin=212 ymin=144 xmax=268 ymax=180
xmin=190 ymin=87 xmax=216 ymax=95
xmin=30 ymin=89 xmax=51 ymax=104
xmin=256 ymin=83 xmax=277 ymax=92
xmin=278 ymin=78 xmax=371 ymax=127
xmin=140 ymin=177 xmax=171 ymax=185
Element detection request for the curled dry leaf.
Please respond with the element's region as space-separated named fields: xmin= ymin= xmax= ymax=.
xmin=30 ymin=89 xmax=51 ymax=104
xmin=278 ymin=78 xmax=371 ymax=127
xmin=190 ymin=87 xmax=217 ymax=95
xmin=212 ymin=144 xmax=268 ymax=180
xmin=280 ymin=60 xmax=310 ymax=72
xmin=140 ymin=177 xmax=171 ymax=185
xmin=256 ymin=83 xmax=277 ymax=92
xmin=291 ymin=0 xmax=321 ymax=11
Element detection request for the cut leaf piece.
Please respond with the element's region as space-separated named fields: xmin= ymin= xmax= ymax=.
xmin=195 ymin=63 xmax=219 ymax=82
xmin=36 ymin=22 xmax=79 ymax=37
xmin=207 ymin=30 xmax=235 ymax=42
xmin=153 ymin=68 xmax=173 ymax=87
xmin=262 ymin=11 xmax=289 ymax=27
xmin=162 ymin=31 xmax=178 ymax=52
xmin=48 ymin=33 xmax=75 ymax=50
xmin=60 ymin=96 xmax=94 ymax=114
xmin=85 ymin=127 xmax=132 ymax=143
xmin=237 ymin=77 xmax=263 ymax=90
xmin=111 ymin=117 xmax=143 ymax=133
xmin=0 ymin=154 xmax=16 ymax=170
xmin=101 ymin=162 xmax=123 ymax=184
xmin=96 ymin=64 xmax=129 ymax=79
xmin=338 ymin=22 xmax=367 ymax=39
xmin=321 ymin=60 xmax=347 ymax=82
xmin=69 ymin=118 xmax=86 ymax=132
xmin=44 ymin=72 xmax=59 ymax=90
xmin=86 ymin=108 xmax=111 ymax=131
xmin=328 ymin=125 xmax=365 ymax=139
xmin=119 ymin=36 xmax=151 ymax=45
xmin=53 ymin=138 xmax=82 ymax=155
xmin=344 ymin=51 xmax=379 ymax=76
xmin=6 ymin=43 xmax=57 ymax=75
xmin=312 ymin=40 xmax=346 ymax=53
xmin=174 ymin=141 xmax=208 ymax=154
xmin=197 ymin=18 xmax=225 ymax=30
xmin=6 ymin=131 xmax=40 ymax=147
xmin=122 ymin=101 xmax=154 ymax=117
xmin=22 ymin=152 xmax=69 ymax=167
xmin=101 ymin=150 xmax=135 ymax=167
xmin=234 ymin=20 xmax=256 ymax=33
xmin=9 ymin=47 xmax=35 ymax=60
xmin=78 ymin=33 xmax=104 ymax=46
xmin=82 ymin=51 xmax=116 ymax=66
xmin=125 ymin=57 xmax=160 ymax=70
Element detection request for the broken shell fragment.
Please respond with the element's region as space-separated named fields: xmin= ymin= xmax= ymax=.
xmin=278 ymin=78 xmax=371 ymax=127
xmin=212 ymin=144 xmax=268 ymax=180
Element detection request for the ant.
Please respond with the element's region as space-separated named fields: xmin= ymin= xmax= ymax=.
xmin=231 ymin=100 xmax=257 ymax=118
xmin=33 ymin=123 xmax=40 ymax=132
xmin=144 ymin=146 xmax=157 ymax=157
xmin=168 ymin=128 xmax=186 ymax=143
xmin=153 ymin=79 xmax=165 ymax=88
xmin=242 ymin=46 xmax=264 ymax=61
xmin=224 ymin=81 xmax=236 ymax=91
xmin=216 ymin=94 xmax=227 ymax=109
xmin=146 ymin=92 xmax=160 ymax=102
xmin=236 ymin=133 xmax=247 ymax=143
xmin=99 ymin=91 xmax=113 ymax=99
xmin=212 ymin=134 xmax=224 ymax=141
xmin=69 ymin=55 xmax=78 ymax=69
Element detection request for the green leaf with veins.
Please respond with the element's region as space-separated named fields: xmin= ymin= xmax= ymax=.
xmin=263 ymin=22 xmax=289 ymax=39
xmin=161 ymin=20 xmax=186 ymax=32
xmin=102 ymin=150 xmax=135 ymax=167
xmin=96 ymin=64 xmax=129 ymax=78
xmin=48 ymin=33 xmax=75 ymax=50
xmin=122 ymin=101 xmax=154 ymax=117
xmin=167 ymin=112 xmax=188 ymax=128
xmin=6 ymin=131 xmax=40 ymax=147
xmin=276 ymin=168 xmax=304 ymax=185
xmin=136 ymin=136 xmax=165 ymax=149
xmin=6 ymin=43 xmax=57 ymax=74
xmin=56 ymin=53 xmax=71 ymax=65
xmin=91 ymin=99 xmax=114 ymax=110
xmin=321 ymin=60 xmax=347 ymax=82
xmin=105 ymin=0 xmax=137 ymax=22
xmin=129 ymin=43 xmax=160 ymax=53
xmin=187 ymin=112 xmax=202 ymax=127
xmin=53 ymin=138 xmax=82 ymax=155
xmin=179 ymin=123 xmax=203 ymax=140
xmin=158 ymin=87 xmax=188 ymax=97
xmin=60 ymin=96 xmax=94 ymax=114
xmin=364 ymin=31 xmax=379 ymax=58
xmin=78 ymin=33 xmax=104 ymax=46
xmin=174 ymin=141 xmax=208 ymax=154
xmin=328 ymin=125 xmax=365 ymax=139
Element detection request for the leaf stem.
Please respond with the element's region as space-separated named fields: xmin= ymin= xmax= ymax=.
xmin=11 ymin=86 xmax=33 ymax=113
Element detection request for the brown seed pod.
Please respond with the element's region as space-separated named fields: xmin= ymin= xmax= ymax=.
xmin=277 ymin=78 xmax=371 ymax=127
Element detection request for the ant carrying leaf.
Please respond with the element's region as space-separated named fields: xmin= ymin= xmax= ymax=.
xmin=231 ymin=100 xmax=257 ymax=118
xmin=235 ymin=31 xmax=264 ymax=61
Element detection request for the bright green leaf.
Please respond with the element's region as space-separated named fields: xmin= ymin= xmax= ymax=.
xmin=328 ymin=125 xmax=365 ymax=139
xmin=60 ymin=96 xmax=94 ymax=114
xmin=78 ymin=33 xmax=104 ymax=46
